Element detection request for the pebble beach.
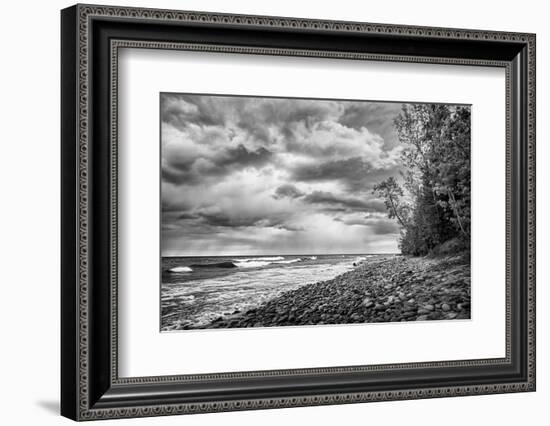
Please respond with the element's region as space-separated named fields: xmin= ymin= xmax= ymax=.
xmin=202 ymin=254 xmax=471 ymax=329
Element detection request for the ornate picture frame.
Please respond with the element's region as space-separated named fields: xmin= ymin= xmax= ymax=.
xmin=61 ymin=4 xmax=535 ymax=421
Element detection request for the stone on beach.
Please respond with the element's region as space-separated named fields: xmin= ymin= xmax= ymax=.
xmin=362 ymin=298 xmax=374 ymax=308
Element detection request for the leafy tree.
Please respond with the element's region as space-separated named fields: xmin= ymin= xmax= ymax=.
xmin=374 ymin=104 xmax=471 ymax=255
xmin=372 ymin=177 xmax=409 ymax=228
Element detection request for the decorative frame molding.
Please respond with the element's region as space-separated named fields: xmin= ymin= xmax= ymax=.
xmin=61 ymin=4 xmax=535 ymax=421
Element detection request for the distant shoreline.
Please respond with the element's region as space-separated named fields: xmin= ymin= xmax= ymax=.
xmin=161 ymin=253 xmax=400 ymax=258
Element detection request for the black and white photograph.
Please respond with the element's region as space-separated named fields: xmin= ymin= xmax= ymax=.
xmin=160 ymin=93 xmax=471 ymax=331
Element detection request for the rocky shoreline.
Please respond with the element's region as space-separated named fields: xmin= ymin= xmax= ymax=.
xmin=201 ymin=254 xmax=470 ymax=329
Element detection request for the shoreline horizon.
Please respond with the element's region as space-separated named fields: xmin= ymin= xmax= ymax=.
xmin=161 ymin=252 xmax=401 ymax=258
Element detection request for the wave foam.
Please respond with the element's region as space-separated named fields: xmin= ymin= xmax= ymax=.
xmin=234 ymin=260 xmax=272 ymax=268
xmin=234 ymin=257 xmax=304 ymax=268
xmin=169 ymin=266 xmax=193 ymax=273
xmin=273 ymin=258 xmax=302 ymax=264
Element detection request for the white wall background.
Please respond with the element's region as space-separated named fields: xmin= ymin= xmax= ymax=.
xmin=0 ymin=0 xmax=547 ymax=424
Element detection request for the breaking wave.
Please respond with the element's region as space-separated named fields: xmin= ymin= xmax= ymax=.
xmin=233 ymin=257 xmax=304 ymax=268
xmin=233 ymin=256 xmax=285 ymax=262
xmin=168 ymin=266 xmax=193 ymax=273
xmin=168 ymin=255 xmax=326 ymax=274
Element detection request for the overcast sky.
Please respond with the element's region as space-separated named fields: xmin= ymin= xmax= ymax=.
xmin=161 ymin=93 xmax=406 ymax=256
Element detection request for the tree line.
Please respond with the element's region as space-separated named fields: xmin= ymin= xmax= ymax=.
xmin=373 ymin=104 xmax=471 ymax=256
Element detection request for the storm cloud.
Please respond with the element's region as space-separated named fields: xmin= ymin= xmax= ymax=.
xmin=161 ymin=93 xmax=407 ymax=256
xmin=302 ymin=191 xmax=386 ymax=213
xmin=273 ymin=184 xmax=304 ymax=200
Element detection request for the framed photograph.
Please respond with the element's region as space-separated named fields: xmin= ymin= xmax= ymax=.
xmin=61 ymin=4 xmax=536 ymax=421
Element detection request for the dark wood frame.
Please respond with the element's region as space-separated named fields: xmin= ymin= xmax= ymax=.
xmin=61 ymin=4 xmax=536 ymax=421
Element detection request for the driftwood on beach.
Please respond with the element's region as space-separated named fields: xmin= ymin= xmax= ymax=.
xmin=199 ymin=254 xmax=470 ymax=329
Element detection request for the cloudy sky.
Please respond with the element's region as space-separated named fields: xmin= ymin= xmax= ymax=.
xmin=161 ymin=93 xmax=406 ymax=256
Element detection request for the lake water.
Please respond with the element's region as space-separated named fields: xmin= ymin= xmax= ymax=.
xmin=161 ymin=254 xmax=372 ymax=331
